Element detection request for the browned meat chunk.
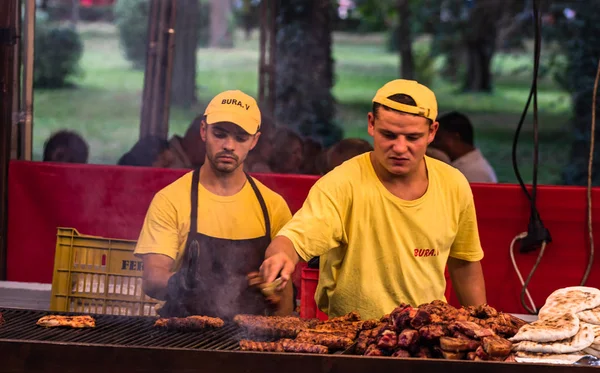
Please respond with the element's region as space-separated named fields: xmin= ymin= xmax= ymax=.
xmin=239 ymin=340 xmax=284 ymax=352
xmin=397 ymin=329 xmax=419 ymax=349
xmin=0 ymin=312 xmax=4 ymax=326
xmin=439 ymin=336 xmax=480 ymax=352
xmin=323 ymin=311 xmax=361 ymax=323
xmin=355 ymin=330 xmax=373 ymax=355
xmin=392 ymin=307 xmax=415 ymax=331
xmin=475 ymin=304 xmax=499 ymax=319
xmin=466 ymin=351 xmax=477 ymax=360
xmin=419 ymin=324 xmax=447 ymax=341
xmin=154 ymin=315 xmax=225 ymax=331
xmin=295 ymin=331 xmax=354 ymax=350
xmin=475 ymin=346 xmax=489 ymax=360
xmin=359 ymin=319 xmax=380 ymax=330
xmin=482 ymin=335 xmax=512 ymax=357
xmin=410 ymin=309 xmax=433 ymax=329
xmin=233 ymin=314 xmax=308 ymax=338
xmin=392 ymin=348 xmax=411 ymax=358
xmin=448 ymin=320 xmax=495 ymax=339
xmin=377 ymin=330 xmax=398 ymax=350
xmin=504 ymin=354 xmax=517 ymax=362
xmin=364 ymin=344 xmax=384 ymax=356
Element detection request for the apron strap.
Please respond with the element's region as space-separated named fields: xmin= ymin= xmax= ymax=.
xmin=245 ymin=173 xmax=271 ymax=239
xmin=189 ymin=168 xmax=200 ymax=235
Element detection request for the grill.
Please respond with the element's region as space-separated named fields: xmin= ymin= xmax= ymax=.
xmin=2 ymin=307 xmax=598 ymax=373
xmin=0 ymin=307 xmax=248 ymax=351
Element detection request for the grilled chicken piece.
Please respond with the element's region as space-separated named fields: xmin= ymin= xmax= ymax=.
xmin=376 ymin=330 xmax=398 ymax=350
xmin=154 ymin=315 xmax=224 ymax=331
xmin=482 ymin=335 xmax=512 ymax=357
xmin=397 ymin=329 xmax=419 ymax=349
xmin=295 ymin=331 xmax=354 ymax=350
xmin=439 ymin=336 xmax=480 ymax=352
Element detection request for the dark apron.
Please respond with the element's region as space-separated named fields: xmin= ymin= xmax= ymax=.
xmin=158 ymin=168 xmax=271 ymax=320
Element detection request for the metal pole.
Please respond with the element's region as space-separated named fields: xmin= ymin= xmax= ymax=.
xmin=11 ymin=0 xmax=22 ymax=160
xmin=21 ymin=0 xmax=35 ymax=161
xmin=0 ymin=0 xmax=18 ymax=280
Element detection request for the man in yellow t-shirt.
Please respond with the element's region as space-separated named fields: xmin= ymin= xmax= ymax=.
xmin=134 ymin=90 xmax=293 ymax=319
xmin=259 ymin=79 xmax=486 ymax=320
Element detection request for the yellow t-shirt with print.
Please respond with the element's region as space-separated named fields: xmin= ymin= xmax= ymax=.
xmin=277 ymin=152 xmax=484 ymax=320
xmin=134 ymin=171 xmax=292 ymax=270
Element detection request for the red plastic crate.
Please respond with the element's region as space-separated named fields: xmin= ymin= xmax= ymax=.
xmin=300 ymin=267 xmax=328 ymax=320
xmin=300 ymin=267 xmax=456 ymax=320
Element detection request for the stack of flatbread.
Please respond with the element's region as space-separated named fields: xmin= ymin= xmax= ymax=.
xmin=510 ymin=286 xmax=600 ymax=364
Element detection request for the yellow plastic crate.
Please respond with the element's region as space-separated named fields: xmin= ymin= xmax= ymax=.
xmin=50 ymin=227 xmax=160 ymax=316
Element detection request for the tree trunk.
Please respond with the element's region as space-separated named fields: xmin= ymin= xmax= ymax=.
xmin=461 ymin=0 xmax=501 ymax=92
xmin=275 ymin=0 xmax=341 ymax=147
xmin=171 ymin=0 xmax=198 ymax=108
xmin=210 ymin=0 xmax=233 ymax=48
xmin=397 ymin=0 xmax=414 ymax=80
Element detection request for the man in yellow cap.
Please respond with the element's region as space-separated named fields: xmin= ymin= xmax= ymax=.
xmin=259 ymin=80 xmax=486 ymax=320
xmin=134 ymin=90 xmax=294 ymax=319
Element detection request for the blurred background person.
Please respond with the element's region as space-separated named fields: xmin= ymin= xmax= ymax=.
xmin=168 ymin=116 xmax=206 ymax=169
xmin=322 ymin=138 xmax=373 ymax=174
xmin=426 ymin=147 xmax=451 ymax=164
xmin=431 ymin=111 xmax=497 ymax=183
xmin=269 ymin=128 xmax=304 ymax=174
xmin=43 ymin=130 xmax=89 ymax=164
xmin=118 ymin=136 xmax=175 ymax=168
xmin=300 ymin=137 xmax=324 ymax=175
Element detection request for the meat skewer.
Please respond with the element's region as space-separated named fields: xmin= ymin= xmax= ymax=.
xmin=239 ymin=339 xmax=328 ymax=354
xmin=154 ymin=315 xmax=224 ymax=331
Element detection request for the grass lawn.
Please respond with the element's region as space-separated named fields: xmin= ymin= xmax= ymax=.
xmin=33 ymin=22 xmax=573 ymax=184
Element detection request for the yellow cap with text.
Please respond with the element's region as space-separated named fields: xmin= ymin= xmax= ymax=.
xmin=204 ymin=90 xmax=262 ymax=135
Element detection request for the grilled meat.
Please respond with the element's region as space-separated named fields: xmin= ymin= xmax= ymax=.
xmin=364 ymin=344 xmax=384 ymax=356
xmin=246 ymin=272 xmax=282 ymax=305
xmin=359 ymin=319 xmax=380 ymax=330
xmin=323 ymin=311 xmax=361 ymax=323
xmin=154 ymin=315 xmax=224 ymax=331
xmin=234 ymin=314 xmax=309 ymax=338
xmin=355 ymin=329 xmax=374 ymax=355
xmin=481 ymin=335 xmax=512 ymax=357
xmin=295 ymin=331 xmax=354 ymax=350
xmin=392 ymin=307 xmax=415 ymax=331
xmin=239 ymin=340 xmax=285 ymax=352
xmin=0 ymin=312 xmax=4 ymax=326
xmin=439 ymin=336 xmax=480 ymax=352
xmin=376 ymin=330 xmax=398 ymax=350
xmin=442 ymin=350 xmax=466 ymax=360
xmin=419 ymin=324 xmax=447 ymax=341
xmin=447 ymin=320 xmax=495 ymax=339
xmin=397 ymin=329 xmax=419 ymax=349
xmin=239 ymin=339 xmax=328 ymax=354
xmin=36 ymin=315 xmax=95 ymax=328
xmin=413 ymin=346 xmax=432 ymax=359
xmin=392 ymin=348 xmax=411 ymax=358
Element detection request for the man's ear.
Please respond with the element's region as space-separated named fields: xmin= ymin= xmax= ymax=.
xmin=427 ymin=121 xmax=439 ymax=145
xmin=250 ymin=132 xmax=261 ymax=151
xmin=200 ymin=120 xmax=207 ymax=142
xmin=367 ymin=112 xmax=375 ymax=137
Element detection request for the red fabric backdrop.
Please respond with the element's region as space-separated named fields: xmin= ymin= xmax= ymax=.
xmin=7 ymin=160 xmax=600 ymax=314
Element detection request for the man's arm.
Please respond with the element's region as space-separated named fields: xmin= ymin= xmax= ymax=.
xmin=141 ymin=254 xmax=175 ymax=301
xmin=447 ymin=257 xmax=486 ymax=306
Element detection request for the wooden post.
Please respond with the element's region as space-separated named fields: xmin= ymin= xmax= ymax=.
xmin=139 ymin=0 xmax=177 ymax=140
xmin=258 ymin=0 xmax=277 ymax=136
xmin=0 ymin=0 xmax=18 ymax=280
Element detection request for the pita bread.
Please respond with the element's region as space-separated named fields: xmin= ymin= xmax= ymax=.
xmin=509 ymin=312 xmax=579 ymax=343
xmin=512 ymin=323 xmax=595 ymax=354
xmin=538 ymin=287 xmax=600 ymax=319
xmin=578 ymin=307 xmax=600 ymax=325
xmin=583 ymin=346 xmax=600 ymax=358
xmin=515 ymin=351 xmax=585 ymax=365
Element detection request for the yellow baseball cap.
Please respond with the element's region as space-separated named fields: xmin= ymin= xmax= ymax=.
xmin=372 ymin=79 xmax=438 ymax=122
xmin=203 ymin=90 xmax=261 ymax=135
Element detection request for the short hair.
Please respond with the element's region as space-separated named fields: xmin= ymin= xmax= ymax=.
xmin=372 ymin=94 xmax=433 ymax=125
xmin=43 ymin=130 xmax=88 ymax=163
xmin=118 ymin=136 xmax=170 ymax=167
xmin=325 ymin=138 xmax=373 ymax=173
xmin=437 ymin=111 xmax=474 ymax=146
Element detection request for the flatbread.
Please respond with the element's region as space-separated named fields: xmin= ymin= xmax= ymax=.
xmin=514 ymin=351 xmax=585 ymax=365
xmin=578 ymin=307 xmax=600 ymax=325
xmin=538 ymin=287 xmax=600 ymax=319
xmin=509 ymin=312 xmax=579 ymax=343
xmin=583 ymin=346 xmax=600 ymax=358
xmin=512 ymin=323 xmax=595 ymax=354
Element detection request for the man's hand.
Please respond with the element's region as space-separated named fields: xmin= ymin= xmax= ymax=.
xmin=259 ymin=236 xmax=300 ymax=290
xmin=447 ymin=257 xmax=486 ymax=306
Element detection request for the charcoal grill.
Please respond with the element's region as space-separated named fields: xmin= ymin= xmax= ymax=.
xmin=0 ymin=307 xmax=596 ymax=373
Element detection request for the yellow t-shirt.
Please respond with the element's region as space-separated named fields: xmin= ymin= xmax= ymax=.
xmin=277 ymin=152 xmax=484 ymax=320
xmin=134 ymin=171 xmax=292 ymax=270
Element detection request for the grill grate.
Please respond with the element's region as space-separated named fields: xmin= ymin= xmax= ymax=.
xmin=0 ymin=308 xmax=248 ymax=351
